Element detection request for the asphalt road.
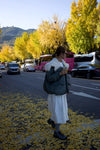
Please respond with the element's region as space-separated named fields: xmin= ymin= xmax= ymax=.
xmin=0 ymin=70 xmax=100 ymax=119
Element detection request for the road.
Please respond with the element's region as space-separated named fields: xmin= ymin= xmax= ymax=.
xmin=0 ymin=70 xmax=100 ymax=119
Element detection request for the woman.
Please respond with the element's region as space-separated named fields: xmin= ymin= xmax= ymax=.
xmin=44 ymin=46 xmax=69 ymax=140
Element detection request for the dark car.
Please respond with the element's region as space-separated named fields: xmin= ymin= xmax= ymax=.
xmin=0 ymin=69 xmax=2 ymax=78
xmin=7 ymin=63 xmax=20 ymax=74
xmin=71 ymin=64 xmax=100 ymax=79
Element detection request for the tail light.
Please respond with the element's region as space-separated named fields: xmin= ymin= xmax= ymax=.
xmin=94 ymin=69 xmax=100 ymax=72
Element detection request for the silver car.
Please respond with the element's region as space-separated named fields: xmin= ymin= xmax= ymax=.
xmin=23 ymin=64 xmax=36 ymax=72
xmin=0 ymin=64 xmax=5 ymax=70
xmin=7 ymin=63 xmax=20 ymax=74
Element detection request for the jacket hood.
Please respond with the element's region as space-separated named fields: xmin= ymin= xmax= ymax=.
xmin=45 ymin=58 xmax=69 ymax=71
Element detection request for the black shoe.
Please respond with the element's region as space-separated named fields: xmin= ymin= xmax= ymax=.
xmin=53 ymin=131 xmax=67 ymax=140
xmin=66 ymin=120 xmax=71 ymax=124
xmin=47 ymin=119 xmax=55 ymax=128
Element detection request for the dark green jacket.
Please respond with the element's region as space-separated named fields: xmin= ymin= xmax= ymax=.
xmin=43 ymin=66 xmax=69 ymax=95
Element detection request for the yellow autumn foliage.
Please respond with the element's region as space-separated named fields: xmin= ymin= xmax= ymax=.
xmin=0 ymin=92 xmax=100 ymax=150
xmin=27 ymin=31 xmax=41 ymax=59
xmin=66 ymin=0 xmax=100 ymax=54
xmin=38 ymin=16 xmax=67 ymax=54
xmin=14 ymin=32 xmax=31 ymax=61
xmin=95 ymin=3 xmax=100 ymax=48
xmin=0 ymin=45 xmax=16 ymax=62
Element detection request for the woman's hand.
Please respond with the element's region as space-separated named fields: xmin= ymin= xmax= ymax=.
xmin=60 ymin=69 xmax=68 ymax=76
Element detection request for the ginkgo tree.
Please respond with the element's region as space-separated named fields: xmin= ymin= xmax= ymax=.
xmin=0 ymin=45 xmax=16 ymax=62
xmin=26 ymin=31 xmax=42 ymax=59
xmin=38 ymin=16 xmax=67 ymax=54
xmin=14 ymin=32 xmax=31 ymax=61
xmin=96 ymin=13 xmax=100 ymax=48
xmin=66 ymin=0 xmax=100 ymax=54
xmin=96 ymin=23 xmax=100 ymax=48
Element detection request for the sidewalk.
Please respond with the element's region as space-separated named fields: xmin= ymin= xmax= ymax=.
xmin=0 ymin=92 xmax=100 ymax=149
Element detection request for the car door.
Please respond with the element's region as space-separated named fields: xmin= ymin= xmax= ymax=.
xmin=78 ymin=66 xmax=88 ymax=76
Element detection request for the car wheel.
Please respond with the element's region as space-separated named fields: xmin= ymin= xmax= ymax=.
xmin=7 ymin=71 xmax=9 ymax=75
xmin=42 ymin=67 xmax=44 ymax=72
xmin=26 ymin=68 xmax=28 ymax=72
xmin=86 ymin=73 xmax=91 ymax=79
xmin=71 ymin=72 xmax=75 ymax=77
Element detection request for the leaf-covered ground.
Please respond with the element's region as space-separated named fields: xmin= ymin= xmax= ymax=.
xmin=0 ymin=92 xmax=100 ymax=150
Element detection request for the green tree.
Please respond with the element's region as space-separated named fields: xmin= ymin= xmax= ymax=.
xmin=66 ymin=0 xmax=100 ymax=54
xmin=14 ymin=32 xmax=31 ymax=61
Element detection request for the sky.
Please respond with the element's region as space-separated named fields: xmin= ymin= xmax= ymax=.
xmin=0 ymin=0 xmax=100 ymax=30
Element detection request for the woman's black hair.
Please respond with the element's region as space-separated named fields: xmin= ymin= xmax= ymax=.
xmin=52 ymin=53 xmax=56 ymax=58
xmin=52 ymin=46 xmax=66 ymax=58
xmin=55 ymin=46 xmax=65 ymax=56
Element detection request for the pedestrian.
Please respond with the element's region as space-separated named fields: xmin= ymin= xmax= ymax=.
xmin=44 ymin=46 xmax=70 ymax=140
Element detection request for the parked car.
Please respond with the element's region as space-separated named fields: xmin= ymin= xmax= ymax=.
xmin=0 ymin=69 xmax=2 ymax=78
xmin=0 ymin=64 xmax=5 ymax=70
xmin=7 ymin=63 xmax=20 ymax=74
xmin=71 ymin=64 xmax=100 ymax=79
xmin=23 ymin=64 xmax=36 ymax=72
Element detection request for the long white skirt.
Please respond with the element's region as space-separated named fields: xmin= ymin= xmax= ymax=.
xmin=48 ymin=94 xmax=69 ymax=124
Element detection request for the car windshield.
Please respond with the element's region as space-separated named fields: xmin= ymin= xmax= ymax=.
xmin=9 ymin=64 xmax=19 ymax=67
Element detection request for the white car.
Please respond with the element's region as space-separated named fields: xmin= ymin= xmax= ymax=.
xmin=0 ymin=64 xmax=5 ymax=70
xmin=23 ymin=64 xmax=36 ymax=72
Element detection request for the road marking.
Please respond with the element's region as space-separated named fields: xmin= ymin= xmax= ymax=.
xmin=70 ymin=90 xmax=100 ymax=100
xmin=91 ymin=83 xmax=100 ymax=86
xmin=72 ymin=84 xmax=100 ymax=91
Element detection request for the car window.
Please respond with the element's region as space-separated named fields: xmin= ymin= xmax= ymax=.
xmin=78 ymin=66 xmax=89 ymax=69
xmin=9 ymin=64 xmax=19 ymax=67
